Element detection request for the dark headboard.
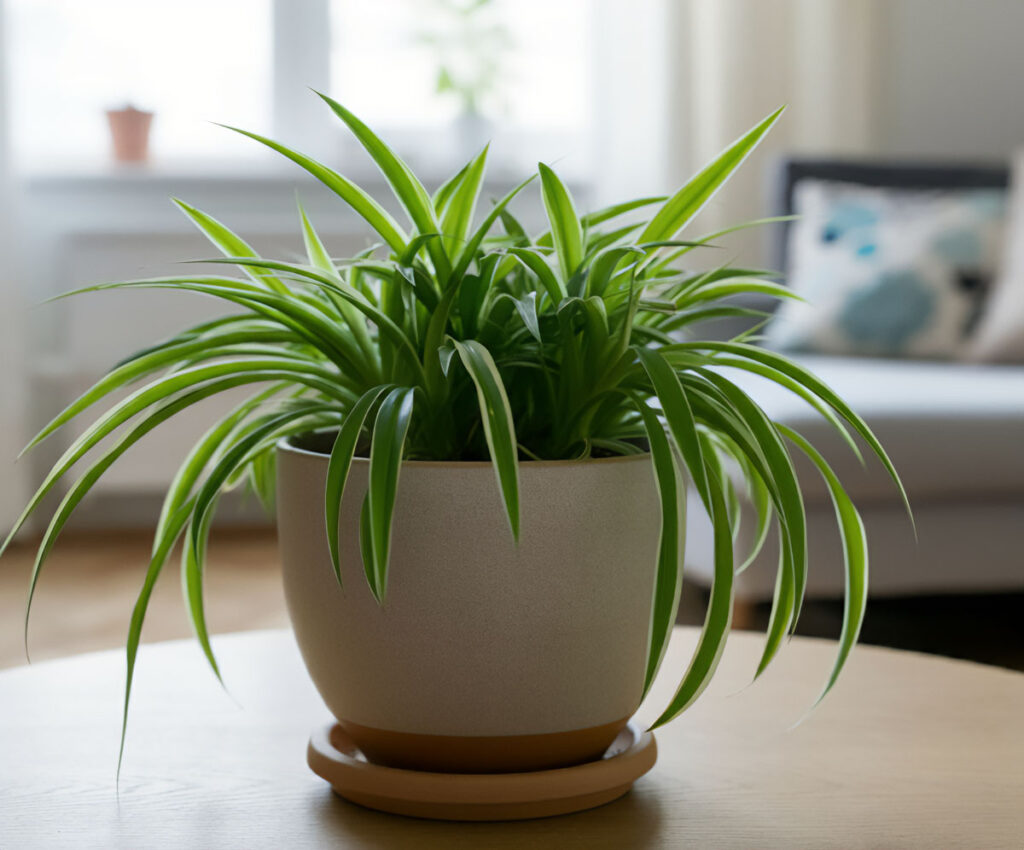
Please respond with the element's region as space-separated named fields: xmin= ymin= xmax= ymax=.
xmin=769 ymin=158 xmax=1011 ymax=274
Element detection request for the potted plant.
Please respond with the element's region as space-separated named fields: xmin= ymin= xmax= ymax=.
xmin=106 ymin=103 xmax=154 ymax=164
xmin=3 ymin=94 xmax=906 ymax=782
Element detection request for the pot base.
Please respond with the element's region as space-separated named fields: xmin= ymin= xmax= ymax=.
xmin=307 ymin=721 xmax=657 ymax=822
xmin=340 ymin=717 xmax=630 ymax=773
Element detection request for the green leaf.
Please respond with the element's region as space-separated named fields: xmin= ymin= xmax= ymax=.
xmin=538 ymin=163 xmax=584 ymax=282
xmin=183 ymin=403 xmax=338 ymax=674
xmin=422 ymin=281 xmax=464 ymax=400
xmin=155 ymin=383 xmax=288 ymax=547
xmin=633 ymin=397 xmax=685 ymax=697
xmin=450 ymin=174 xmax=535 ymax=285
xmin=173 ymin=199 xmax=289 ymax=294
xmin=438 ymin=342 xmax=456 ymax=376
xmin=119 ymin=499 xmax=194 ymax=778
xmin=510 ymin=247 xmax=565 ymax=304
xmin=440 ymin=145 xmax=489 ymax=258
xmin=325 ymin=386 xmax=392 ymax=585
xmin=670 ymin=341 xmax=911 ymax=526
xmin=696 ymin=368 xmax=807 ymax=632
xmin=59 ymin=274 xmax=372 ymax=379
xmin=778 ymin=424 xmax=868 ymax=709
xmin=498 ymin=207 xmax=529 ymax=242
xmin=249 ymin=447 xmax=277 ymax=512
xmin=588 ymin=246 xmax=644 ymax=298
xmin=639 ymin=106 xmax=785 ymax=243
xmin=182 ymin=511 xmax=220 ymax=680
xmin=397 ymin=234 xmax=442 ymax=269
xmin=659 ymin=305 xmax=771 ymax=333
xmin=298 ymin=202 xmax=379 ymax=370
xmin=1 ymin=361 xmax=349 ymax=565
xmin=509 ymin=291 xmax=541 ymax=342
xmin=646 ymin=216 xmax=795 ymax=275
xmin=24 ymin=388 xmax=232 ymax=653
xmin=218 ymin=124 xmax=408 ymax=253
xmin=716 ymin=434 xmax=775 ymax=572
xmin=432 ymin=158 xmax=473 ymax=215
xmin=707 ymin=355 xmax=863 ymax=463
xmin=582 ymin=196 xmax=668 ymax=229
xmin=315 ymin=93 xmax=450 ymax=280
xmin=113 ymin=270 xmax=418 ymax=384
xmin=452 ymin=340 xmax=520 ymax=540
xmin=682 ymin=370 xmax=805 ymax=674
xmin=23 ymin=323 xmax=298 ymax=453
xmin=636 ymin=348 xmax=710 ymax=510
xmin=365 ymin=387 xmax=416 ymax=601
xmin=650 ymin=433 xmax=734 ymax=727
xmin=359 ymin=495 xmax=375 ymax=593
xmin=675 ymin=279 xmax=801 ymax=309
xmin=585 ymin=223 xmax=644 ymax=257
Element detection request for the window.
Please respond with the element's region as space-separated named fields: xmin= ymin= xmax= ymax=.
xmin=330 ymin=0 xmax=592 ymax=175
xmin=331 ymin=0 xmax=588 ymax=132
xmin=6 ymin=0 xmax=592 ymax=175
xmin=7 ymin=0 xmax=273 ymax=166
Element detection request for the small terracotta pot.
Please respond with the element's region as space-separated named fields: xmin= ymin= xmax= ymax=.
xmin=106 ymin=106 xmax=153 ymax=163
xmin=276 ymin=437 xmax=660 ymax=773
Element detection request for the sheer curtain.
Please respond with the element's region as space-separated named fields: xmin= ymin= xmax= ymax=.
xmin=0 ymin=1 xmax=28 ymax=530
xmin=669 ymin=0 xmax=877 ymax=230
xmin=591 ymin=0 xmax=879 ymax=263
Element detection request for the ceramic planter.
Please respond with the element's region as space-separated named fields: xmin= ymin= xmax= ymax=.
xmin=276 ymin=436 xmax=660 ymax=773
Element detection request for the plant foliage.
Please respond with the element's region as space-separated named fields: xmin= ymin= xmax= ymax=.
xmin=3 ymin=94 xmax=908 ymax=764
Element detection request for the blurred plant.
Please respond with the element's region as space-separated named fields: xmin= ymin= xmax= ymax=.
xmin=415 ymin=0 xmax=512 ymax=117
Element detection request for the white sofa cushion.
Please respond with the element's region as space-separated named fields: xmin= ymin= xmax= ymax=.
xmin=716 ymin=354 xmax=1024 ymax=502
xmin=685 ymin=495 xmax=1024 ymax=599
xmin=969 ymin=149 xmax=1024 ymax=362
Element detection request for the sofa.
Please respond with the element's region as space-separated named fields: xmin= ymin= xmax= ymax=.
xmin=685 ymin=159 xmax=1024 ymax=601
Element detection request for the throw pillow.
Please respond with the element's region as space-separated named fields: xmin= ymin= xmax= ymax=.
xmin=967 ymin=150 xmax=1024 ymax=362
xmin=766 ymin=179 xmax=1006 ymax=359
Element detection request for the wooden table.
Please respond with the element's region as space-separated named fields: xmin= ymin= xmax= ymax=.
xmin=1 ymin=627 xmax=1022 ymax=849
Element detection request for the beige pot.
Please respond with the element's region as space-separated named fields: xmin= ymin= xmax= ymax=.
xmin=276 ymin=437 xmax=660 ymax=772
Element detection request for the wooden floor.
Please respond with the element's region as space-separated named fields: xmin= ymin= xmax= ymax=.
xmin=2 ymin=530 xmax=1021 ymax=672
xmin=0 ymin=529 xmax=289 ymax=669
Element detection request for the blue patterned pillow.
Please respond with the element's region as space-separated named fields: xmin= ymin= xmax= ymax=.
xmin=766 ymin=180 xmax=1006 ymax=358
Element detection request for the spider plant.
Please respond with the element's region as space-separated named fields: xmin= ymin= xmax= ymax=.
xmin=3 ymin=93 xmax=907 ymax=756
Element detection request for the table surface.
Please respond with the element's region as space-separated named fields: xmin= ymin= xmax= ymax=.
xmin=1 ymin=626 xmax=1022 ymax=850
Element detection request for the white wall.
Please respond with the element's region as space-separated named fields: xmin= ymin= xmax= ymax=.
xmin=0 ymin=3 xmax=28 ymax=530
xmin=875 ymin=0 xmax=1024 ymax=159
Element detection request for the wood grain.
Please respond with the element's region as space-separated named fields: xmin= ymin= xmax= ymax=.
xmin=1 ymin=627 xmax=1022 ymax=849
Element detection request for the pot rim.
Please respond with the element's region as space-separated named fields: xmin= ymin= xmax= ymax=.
xmin=277 ymin=434 xmax=653 ymax=469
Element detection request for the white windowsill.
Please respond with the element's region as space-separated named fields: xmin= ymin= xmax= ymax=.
xmin=16 ymin=125 xmax=593 ymax=193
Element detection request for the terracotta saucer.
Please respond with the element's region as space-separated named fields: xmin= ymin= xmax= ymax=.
xmin=307 ymin=721 xmax=657 ymax=821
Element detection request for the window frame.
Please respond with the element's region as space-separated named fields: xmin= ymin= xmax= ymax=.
xmin=271 ymin=0 xmax=333 ymax=159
